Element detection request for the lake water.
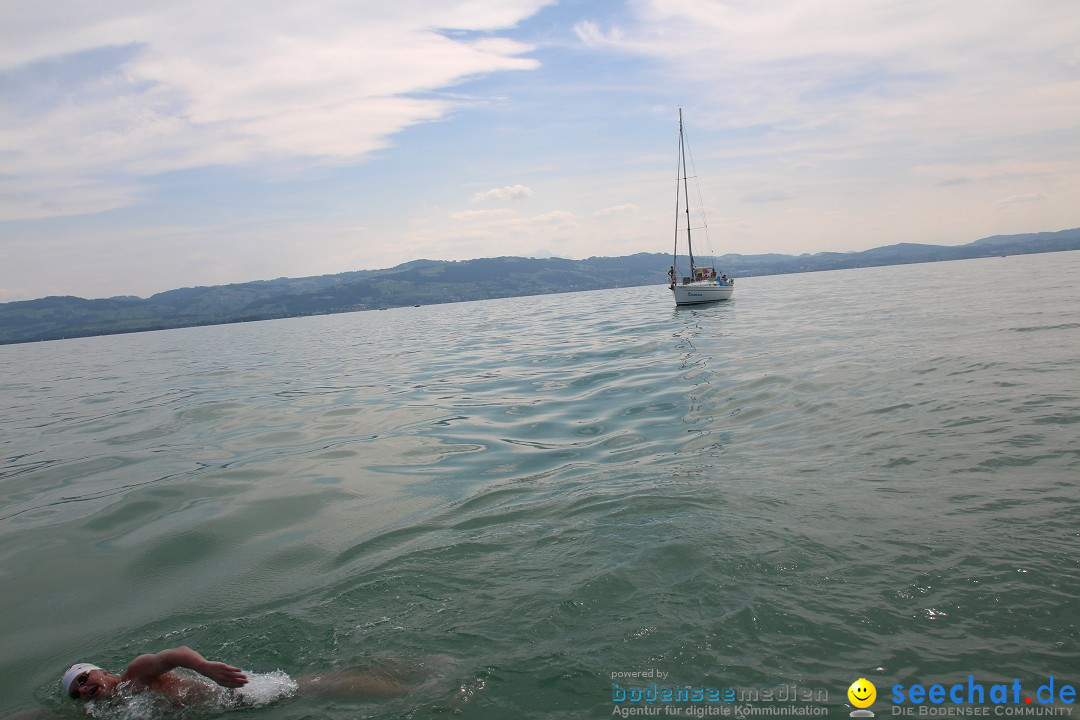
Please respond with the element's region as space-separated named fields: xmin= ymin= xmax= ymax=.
xmin=1 ymin=252 xmax=1078 ymax=719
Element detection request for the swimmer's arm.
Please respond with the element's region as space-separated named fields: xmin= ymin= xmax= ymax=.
xmin=122 ymin=646 xmax=248 ymax=688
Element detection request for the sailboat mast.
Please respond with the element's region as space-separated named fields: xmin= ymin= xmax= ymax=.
xmin=679 ymin=109 xmax=695 ymax=275
xmin=673 ymin=115 xmax=682 ymax=269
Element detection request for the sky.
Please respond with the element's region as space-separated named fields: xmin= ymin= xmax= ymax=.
xmin=1 ymin=0 xmax=1078 ymax=302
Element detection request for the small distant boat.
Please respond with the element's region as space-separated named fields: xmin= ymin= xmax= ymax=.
xmin=668 ymin=109 xmax=734 ymax=306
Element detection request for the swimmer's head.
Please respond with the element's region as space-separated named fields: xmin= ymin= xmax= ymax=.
xmin=62 ymin=663 xmax=119 ymax=700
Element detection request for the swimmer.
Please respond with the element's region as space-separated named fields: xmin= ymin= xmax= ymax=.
xmin=61 ymin=645 xmax=409 ymax=706
xmin=62 ymin=646 xmax=248 ymax=702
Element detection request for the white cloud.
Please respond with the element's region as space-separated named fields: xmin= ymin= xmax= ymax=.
xmin=0 ymin=0 xmax=552 ymax=220
xmin=403 ymin=207 xmax=580 ymax=262
xmin=574 ymin=20 xmax=619 ymax=47
xmin=471 ymin=184 xmax=535 ymax=202
xmin=577 ymin=0 xmax=1080 ymax=168
xmin=996 ymin=191 xmax=1049 ymax=205
xmin=450 ymin=208 xmax=516 ymax=220
xmin=742 ymin=191 xmax=791 ymax=204
xmin=0 ymin=175 xmax=144 ymax=220
xmin=593 ymin=203 xmax=638 ymax=216
xmin=448 ymin=208 xmax=572 ymax=230
xmin=530 ymin=210 xmax=574 ymax=223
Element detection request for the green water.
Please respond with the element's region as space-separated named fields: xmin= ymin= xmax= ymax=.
xmin=2 ymin=253 xmax=1078 ymax=719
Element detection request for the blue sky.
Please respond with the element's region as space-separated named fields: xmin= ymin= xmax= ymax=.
xmin=1 ymin=0 xmax=1078 ymax=301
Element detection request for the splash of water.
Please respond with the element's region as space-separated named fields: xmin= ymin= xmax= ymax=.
xmin=81 ymin=670 xmax=298 ymax=719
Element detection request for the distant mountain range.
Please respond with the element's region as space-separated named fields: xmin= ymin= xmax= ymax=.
xmin=3 ymin=228 xmax=1078 ymax=345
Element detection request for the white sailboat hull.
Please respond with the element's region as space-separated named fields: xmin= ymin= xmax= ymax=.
xmin=673 ymin=281 xmax=734 ymax=305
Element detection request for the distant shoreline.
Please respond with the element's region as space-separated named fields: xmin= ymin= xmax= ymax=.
xmin=2 ymin=228 xmax=1078 ymax=345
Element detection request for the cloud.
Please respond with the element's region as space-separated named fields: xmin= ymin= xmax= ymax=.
xmin=471 ymin=184 xmax=535 ymax=202
xmin=0 ymin=0 xmax=553 ymax=220
xmin=450 ymin=209 xmax=573 ymax=228
xmin=403 ymin=207 xmax=579 ymax=261
xmin=574 ymin=20 xmax=620 ymax=47
xmin=576 ymin=0 xmax=1080 ymax=168
xmin=741 ymin=191 xmax=791 ymax=204
xmin=0 ymin=175 xmax=144 ymax=220
xmin=593 ymin=203 xmax=638 ymax=216
xmin=529 ymin=210 xmax=574 ymax=223
xmin=450 ymin=208 xmax=516 ymax=220
xmin=996 ymin=191 xmax=1049 ymax=205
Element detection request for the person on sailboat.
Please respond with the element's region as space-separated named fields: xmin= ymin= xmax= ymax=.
xmin=668 ymin=266 xmax=677 ymax=289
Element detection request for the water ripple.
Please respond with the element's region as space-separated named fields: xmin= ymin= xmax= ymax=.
xmin=2 ymin=253 xmax=1079 ymax=718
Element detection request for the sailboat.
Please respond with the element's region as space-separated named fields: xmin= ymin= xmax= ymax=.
xmin=669 ymin=109 xmax=734 ymax=306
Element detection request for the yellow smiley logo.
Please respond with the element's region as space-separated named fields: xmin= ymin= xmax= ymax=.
xmin=848 ymin=678 xmax=877 ymax=708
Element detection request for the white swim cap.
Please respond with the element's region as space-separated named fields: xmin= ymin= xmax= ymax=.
xmin=62 ymin=663 xmax=102 ymax=696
